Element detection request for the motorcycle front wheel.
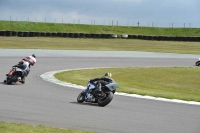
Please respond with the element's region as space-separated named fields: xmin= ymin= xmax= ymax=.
xmin=77 ymin=90 xmax=86 ymax=103
xmin=98 ymin=91 xmax=113 ymax=107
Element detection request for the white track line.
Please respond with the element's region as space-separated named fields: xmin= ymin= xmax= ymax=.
xmin=40 ymin=68 xmax=200 ymax=106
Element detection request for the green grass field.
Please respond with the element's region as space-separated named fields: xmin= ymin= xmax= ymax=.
xmin=1 ymin=21 xmax=200 ymax=36
xmin=0 ymin=37 xmax=200 ymax=54
xmin=0 ymin=121 xmax=94 ymax=133
xmin=54 ymin=67 xmax=200 ymax=102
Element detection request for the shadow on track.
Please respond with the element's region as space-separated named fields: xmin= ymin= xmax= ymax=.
xmin=0 ymin=82 xmax=22 ymax=85
xmin=70 ymin=101 xmax=101 ymax=107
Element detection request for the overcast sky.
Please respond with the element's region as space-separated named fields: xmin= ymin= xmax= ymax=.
xmin=0 ymin=0 xmax=199 ymax=27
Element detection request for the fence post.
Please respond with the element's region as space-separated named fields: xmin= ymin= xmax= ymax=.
xmin=137 ymin=21 xmax=140 ymax=27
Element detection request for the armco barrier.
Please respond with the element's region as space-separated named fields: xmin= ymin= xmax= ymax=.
xmin=46 ymin=32 xmax=52 ymax=37
xmin=168 ymin=36 xmax=174 ymax=41
xmin=29 ymin=32 xmax=35 ymax=37
xmin=197 ymin=37 xmax=200 ymax=42
xmin=57 ymin=32 xmax=63 ymax=37
xmin=90 ymin=33 xmax=96 ymax=38
xmin=63 ymin=33 xmax=68 ymax=37
xmin=12 ymin=31 xmax=18 ymax=36
xmin=34 ymin=32 xmax=41 ymax=37
xmin=162 ymin=36 xmax=167 ymax=41
xmin=138 ymin=35 xmax=143 ymax=40
xmin=147 ymin=36 xmax=154 ymax=40
xmin=17 ymin=31 xmax=24 ymax=37
xmin=85 ymin=33 xmax=90 ymax=38
xmin=132 ymin=35 xmax=138 ymax=39
xmin=23 ymin=32 xmax=29 ymax=37
xmin=40 ymin=32 xmax=46 ymax=37
xmin=194 ymin=37 xmax=198 ymax=42
xmin=101 ymin=34 xmax=106 ymax=38
xmin=51 ymin=32 xmax=57 ymax=37
xmin=1 ymin=30 xmax=200 ymax=42
xmin=128 ymin=35 xmax=133 ymax=39
xmin=68 ymin=33 xmax=74 ymax=38
xmin=143 ymin=35 xmax=148 ymax=40
xmin=74 ymin=33 xmax=80 ymax=38
xmin=95 ymin=34 xmax=101 ymax=38
xmin=106 ymin=34 xmax=112 ymax=38
xmin=0 ymin=31 xmax=6 ymax=36
xmin=153 ymin=36 xmax=158 ymax=41
xmin=79 ymin=33 xmax=85 ymax=38
xmin=6 ymin=31 xmax=12 ymax=36
xmin=158 ymin=36 xmax=164 ymax=41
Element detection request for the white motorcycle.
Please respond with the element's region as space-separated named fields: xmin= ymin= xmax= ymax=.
xmin=195 ymin=58 xmax=200 ymax=66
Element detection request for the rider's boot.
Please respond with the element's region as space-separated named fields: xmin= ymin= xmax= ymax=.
xmin=19 ymin=76 xmax=25 ymax=84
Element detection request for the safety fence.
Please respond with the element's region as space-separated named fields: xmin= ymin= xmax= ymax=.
xmin=0 ymin=30 xmax=200 ymax=42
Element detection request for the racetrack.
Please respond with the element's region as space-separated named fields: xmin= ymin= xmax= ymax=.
xmin=0 ymin=50 xmax=200 ymax=133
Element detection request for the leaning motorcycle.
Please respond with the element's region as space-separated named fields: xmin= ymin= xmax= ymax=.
xmin=77 ymin=81 xmax=119 ymax=107
xmin=4 ymin=66 xmax=24 ymax=85
xmin=195 ymin=58 xmax=200 ymax=66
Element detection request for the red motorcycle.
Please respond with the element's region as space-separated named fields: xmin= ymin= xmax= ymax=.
xmin=4 ymin=66 xmax=24 ymax=85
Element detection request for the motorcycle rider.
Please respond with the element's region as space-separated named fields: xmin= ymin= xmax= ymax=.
xmin=5 ymin=54 xmax=36 ymax=84
xmin=86 ymin=72 xmax=114 ymax=101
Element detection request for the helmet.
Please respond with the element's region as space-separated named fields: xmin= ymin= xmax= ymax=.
xmin=32 ymin=54 xmax=36 ymax=58
xmin=27 ymin=55 xmax=36 ymax=66
xmin=104 ymin=72 xmax=112 ymax=78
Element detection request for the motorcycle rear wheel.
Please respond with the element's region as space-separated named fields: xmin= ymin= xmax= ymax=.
xmin=6 ymin=75 xmax=17 ymax=85
xmin=98 ymin=91 xmax=113 ymax=107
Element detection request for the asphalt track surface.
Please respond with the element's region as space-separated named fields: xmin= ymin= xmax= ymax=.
xmin=0 ymin=49 xmax=200 ymax=133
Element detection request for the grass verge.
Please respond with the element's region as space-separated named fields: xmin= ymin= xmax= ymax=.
xmin=0 ymin=37 xmax=200 ymax=54
xmin=54 ymin=67 xmax=200 ymax=102
xmin=0 ymin=121 xmax=94 ymax=133
xmin=1 ymin=21 xmax=200 ymax=36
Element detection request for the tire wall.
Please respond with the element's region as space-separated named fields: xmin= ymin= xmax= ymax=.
xmin=0 ymin=30 xmax=199 ymax=42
